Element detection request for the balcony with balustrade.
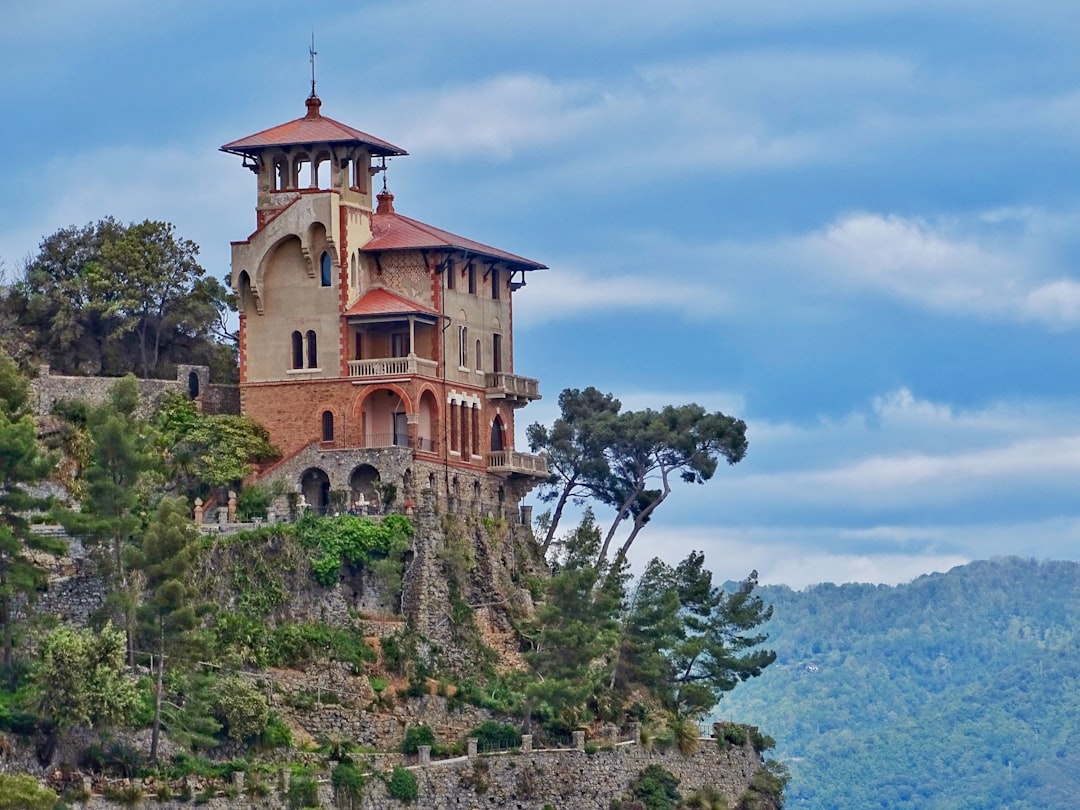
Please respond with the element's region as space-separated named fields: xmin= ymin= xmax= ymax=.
xmin=347 ymin=355 xmax=439 ymax=380
xmin=487 ymin=449 xmax=549 ymax=478
xmin=485 ymin=372 xmax=541 ymax=405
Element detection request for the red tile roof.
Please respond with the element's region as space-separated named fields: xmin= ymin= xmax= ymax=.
xmin=220 ymin=97 xmax=406 ymax=157
xmin=364 ymin=209 xmax=546 ymax=270
xmin=343 ymin=288 xmax=440 ymax=319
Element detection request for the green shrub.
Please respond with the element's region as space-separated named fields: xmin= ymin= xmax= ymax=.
xmin=387 ymin=766 xmax=418 ymax=802
xmin=260 ymin=712 xmax=293 ymax=749
xmin=749 ymin=728 xmax=775 ymax=753
xmin=331 ymin=761 xmax=365 ymax=801
xmin=79 ymin=740 xmax=145 ymax=777
xmin=467 ymin=720 xmax=522 ymax=750
xmin=0 ymin=774 xmax=60 ymax=809
xmin=402 ymin=724 xmax=436 ymax=754
xmin=369 ymin=676 xmax=389 ymax=693
xmin=102 ymin=783 xmax=144 ymax=805
xmin=742 ymin=760 xmax=790 ymax=807
xmin=628 ymin=764 xmax=681 ymax=810
xmin=715 ymin=721 xmax=749 ymax=750
xmin=294 ymin=513 xmax=413 ymax=586
xmin=287 ymin=774 xmax=320 ymax=809
xmin=237 ymin=482 xmax=281 ymax=521
xmin=214 ymin=676 xmax=269 ymax=740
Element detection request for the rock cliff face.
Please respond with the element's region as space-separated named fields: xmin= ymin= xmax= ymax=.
xmin=22 ymin=505 xmax=776 ymax=809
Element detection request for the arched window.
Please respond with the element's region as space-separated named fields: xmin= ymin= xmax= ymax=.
xmin=475 ymin=339 xmax=482 ymax=371
xmin=306 ymin=330 xmax=318 ymax=368
xmin=458 ymin=326 xmax=468 ymax=368
xmin=321 ymin=411 xmax=335 ymax=442
xmin=491 ymin=414 xmax=506 ymax=452
xmin=291 ymin=331 xmax=303 ymax=369
xmin=238 ymin=270 xmax=252 ymax=311
xmin=187 ymin=371 xmax=200 ymax=399
xmin=320 ymin=252 xmax=332 ymax=287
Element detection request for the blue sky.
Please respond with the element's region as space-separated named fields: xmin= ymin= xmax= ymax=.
xmin=5 ymin=1 xmax=1080 ymax=587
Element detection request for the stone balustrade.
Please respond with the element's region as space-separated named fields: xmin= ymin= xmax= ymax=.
xmin=347 ymin=356 xmax=438 ymax=379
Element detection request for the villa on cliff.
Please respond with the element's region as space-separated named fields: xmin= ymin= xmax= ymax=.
xmin=220 ymin=92 xmax=548 ymax=516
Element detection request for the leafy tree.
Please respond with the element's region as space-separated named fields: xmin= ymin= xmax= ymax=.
xmin=4 ymin=218 xmax=236 ymax=380
xmin=156 ymin=671 xmax=223 ymax=753
xmin=668 ymin=565 xmax=775 ymax=717
xmin=6 ymin=218 xmax=126 ymax=375
xmin=129 ymin=496 xmax=206 ymax=762
xmin=214 ymin=675 xmax=269 ymax=740
xmin=0 ymin=351 xmax=63 ymax=667
xmin=527 ymin=387 xmax=621 ymax=549
xmin=522 ymin=512 xmax=624 ymax=725
xmin=155 ymin=395 xmax=278 ymax=493
xmin=33 ymin=622 xmax=140 ymax=764
xmin=97 ymin=220 xmax=207 ymax=379
xmin=529 ymin=390 xmax=747 ymax=563
xmin=596 ymin=404 xmax=747 ymax=563
xmin=60 ymin=376 xmax=159 ymax=664
xmin=610 ymin=554 xmax=775 ymax=718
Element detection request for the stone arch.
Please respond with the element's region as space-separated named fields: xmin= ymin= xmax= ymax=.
xmin=418 ymin=389 xmax=438 ymax=453
xmin=354 ymin=385 xmax=412 ymax=448
xmin=313 ymin=149 xmax=333 ymax=189
xmin=300 ymin=467 xmax=331 ymax=514
xmin=255 ymin=233 xmax=305 ymax=294
xmin=349 ymin=464 xmax=380 ymax=511
xmin=187 ymin=371 xmax=200 ymax=400
xmin=292 ymin=151 xmax=312 ymax=188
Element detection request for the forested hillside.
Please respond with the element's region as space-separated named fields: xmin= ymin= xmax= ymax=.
xmin=718 ymin=558 xmax=1080 ymax=809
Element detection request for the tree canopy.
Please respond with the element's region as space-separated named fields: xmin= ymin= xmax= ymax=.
xmin=529 ymin=387 xmax=747 ymax=563
xmin=1 ymin=218 xmax=236 ymax=381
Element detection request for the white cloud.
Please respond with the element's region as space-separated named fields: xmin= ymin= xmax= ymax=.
xmin=795 ymin=211 xmax=1080 ymax=330
xmin=514 ymin=266 xmax=727 ymax=326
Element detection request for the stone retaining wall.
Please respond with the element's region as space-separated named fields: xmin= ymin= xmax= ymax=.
xmin=72 ymin=739 xmax=765 ymax=810
xmin=28 ymin=364 xmax=238 ymax=419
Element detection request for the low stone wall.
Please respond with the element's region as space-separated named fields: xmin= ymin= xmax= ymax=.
xmin=73 ymin=739 xmax=764 ymax=810
xmin=28 ymin=364 xmax=238 ymax=419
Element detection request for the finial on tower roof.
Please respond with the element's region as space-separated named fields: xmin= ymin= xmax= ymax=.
xmin=309 ymin=32 xmax=318 ymax=99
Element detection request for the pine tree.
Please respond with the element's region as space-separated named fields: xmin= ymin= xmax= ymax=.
xmin=0 ymin=351 xmax=61 ymax=668
xmin=130 ymin=496 xmax=206 ymax=762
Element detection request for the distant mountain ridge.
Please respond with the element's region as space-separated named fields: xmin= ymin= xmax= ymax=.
xmin=718 ymin=557 xmax=1080 ymax=809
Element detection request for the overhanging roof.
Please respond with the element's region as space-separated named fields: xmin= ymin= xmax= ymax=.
xmin=220 ymin=97 xmax=407 ymax=158
xmin=363 ymin=211 xmax=546 ymax=271
xmin=344 ymin=288 xmax=440 ymax=322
